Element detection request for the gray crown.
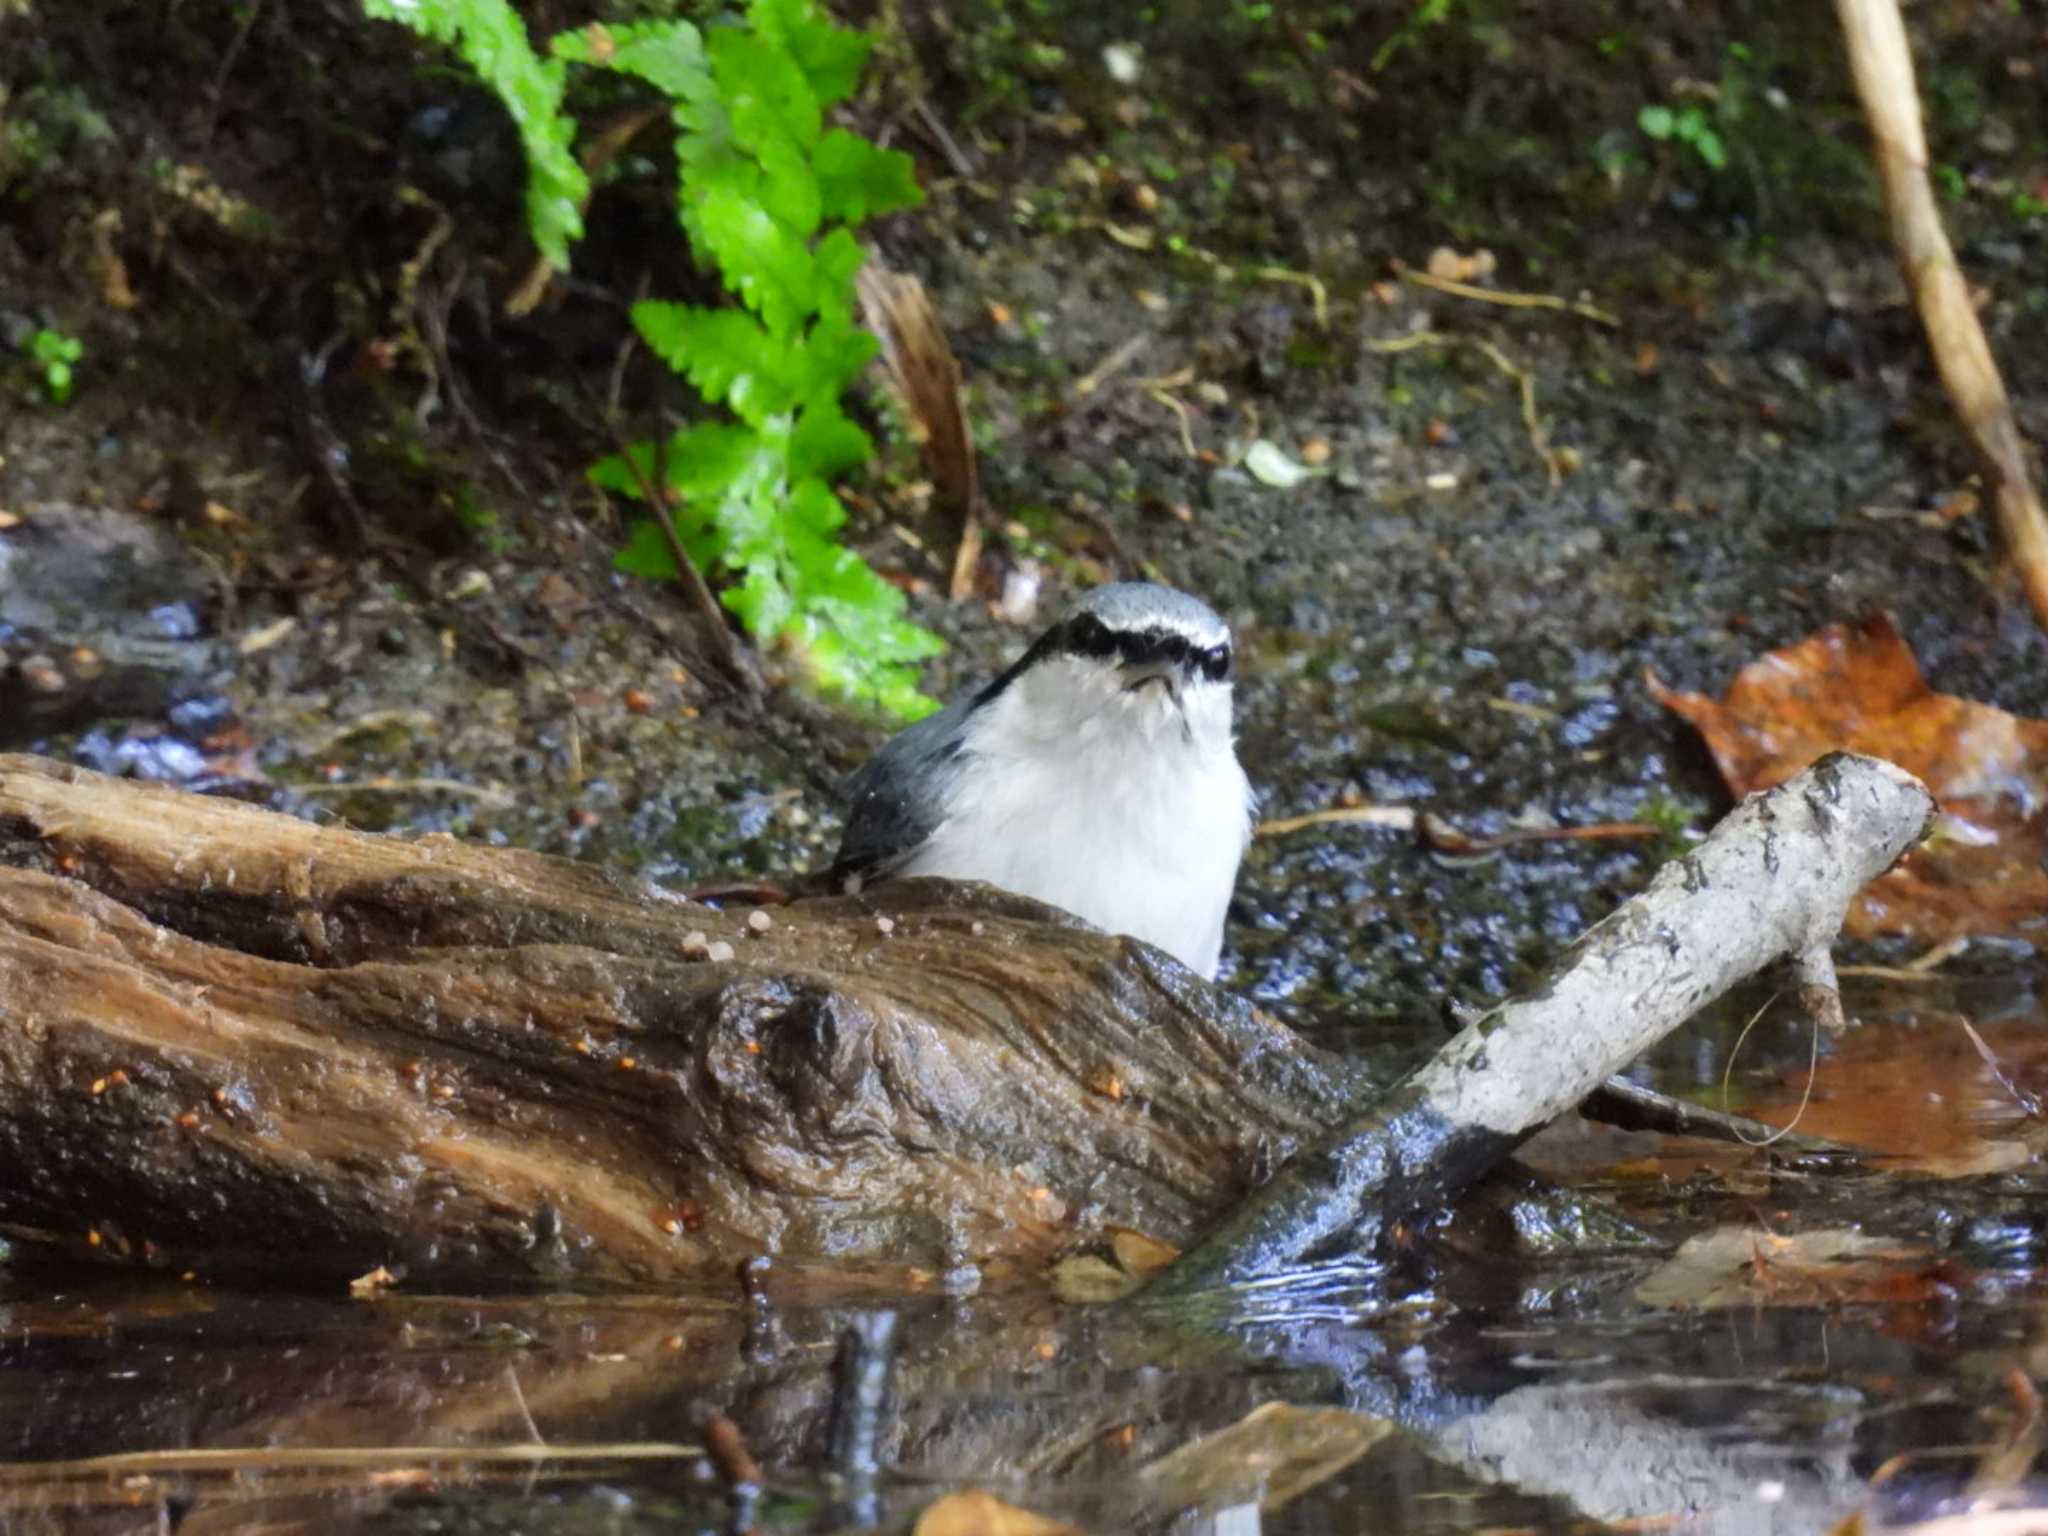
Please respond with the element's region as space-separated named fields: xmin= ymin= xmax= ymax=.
xmin=1068 ymin=582 xmax=1230 ymax=648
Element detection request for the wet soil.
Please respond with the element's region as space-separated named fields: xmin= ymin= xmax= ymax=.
xmin=8 ymin=0 xmax=2048 ymax=1529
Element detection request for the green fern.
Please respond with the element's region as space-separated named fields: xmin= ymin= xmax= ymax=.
xmin=363 ymin=0 xmax=940 ymax=718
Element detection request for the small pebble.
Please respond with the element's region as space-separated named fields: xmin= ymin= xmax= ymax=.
xmin=875 ymin=915 xmax=895 ymax=935
xmin=746 ymin=909 xmax=772 ymax=934
xmin=970 ymin=921 xmax=986 ymax=936
xmin=707 ymin=940 xmax=736 ymax=963
xmin=19 ymin=656 xmax=65 ymax=694
xmin=682 ymin=930 xmax=710 ymax=959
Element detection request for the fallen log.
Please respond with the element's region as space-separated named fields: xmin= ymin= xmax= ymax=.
xmin=0 ymin=750 xmax=1932 ymax=1294
xmin=1151 ymin=752 xmax=1935 ymax=1293
xmin=0 ymin=753 xmax=1362 ymax=1290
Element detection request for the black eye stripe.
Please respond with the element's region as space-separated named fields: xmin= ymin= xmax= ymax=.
xmin=1057 ymin=618 xmax=1231 ymax=679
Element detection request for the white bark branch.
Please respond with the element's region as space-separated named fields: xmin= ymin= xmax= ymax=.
xmin=1155 ymin=753 xmax=1935 ymax=1291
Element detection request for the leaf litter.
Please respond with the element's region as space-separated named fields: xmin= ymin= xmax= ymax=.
xmin=1651 ymin=612 xmax=2048 ymax=945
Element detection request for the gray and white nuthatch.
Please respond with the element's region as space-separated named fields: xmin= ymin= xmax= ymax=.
xmin=828 ymin=582 xmax=1255 ymax=978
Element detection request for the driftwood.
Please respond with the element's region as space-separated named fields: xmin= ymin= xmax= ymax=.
xmin=0 ymin=751 xmax=1931 ymax=1294
xmin=1153 ymin=752 xmax=1934 ymax=1293
xmin=0 ymin=753 xmax=1360 ymax=1291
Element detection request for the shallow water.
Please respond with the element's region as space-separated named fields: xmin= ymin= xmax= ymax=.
xmin=9 ymin=979 xmax=2048 ymax=1534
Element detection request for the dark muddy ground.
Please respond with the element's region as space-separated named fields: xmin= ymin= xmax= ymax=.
xmin=6 ymin=1 xmax=2047 ymax=1033
xmin=8 ymin=0 xmax=2048 ymax=1530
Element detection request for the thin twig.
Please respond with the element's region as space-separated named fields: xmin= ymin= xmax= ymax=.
xmin=588 ymin=403 xmax=753 ymax=695
xmin=1399 ymin=266 xmax=1620 ymax=327
xmin=1468 ymin=336 xmax=1561 ymax=487
xmin=505 ymin=104 xmax=668 ymax=317
xmin=1720 ymin=991 xmax=1820 ymax=1149
xmin=1149 ymin=389 xmax=1201 ymax=460
xmin=1365 ymin=330 xmax=1564 ymax=484
xmin=1250 ymin=265 xmax=1331 ymax=331
xmin=197 ymin=0 xmax=265 ymax=146
xmin=1835 ymin=965 xmax=1947 ymax=982
xmin=1074 ymin=334 xmax=1150 ymax=397
xmin=1418 ymin=814 xmax=1660 ymax=856
xmin=295 ymin=777 xmax=518 ymax=808
xmin=911 ymin=97 xmax=975 ymax=178
xmin=1258 ymin=805 xmax=1417 ymax=838
xmin=504 ymin=1366 xmax=545 ymax=1445
xmin=1956 ymin=1015 xmax=2046 ymax=1119
xmin=1836 ymin=935 xmax=1969 ymax=982
xmin=0 ymin=1441 xmax=705 ymax=1482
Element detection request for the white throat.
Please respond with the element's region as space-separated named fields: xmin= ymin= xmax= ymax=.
xmin=898 ymin=656 xmax=1254 ymax=977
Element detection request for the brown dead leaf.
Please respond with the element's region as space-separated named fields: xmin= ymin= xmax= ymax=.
xmin=1736 ymin=1009 xmax=2048 ymax=1172
xmin=857 ymin=261 xmax=979 ymax=599
xmin=1051 ymin=1225 xmax=1180 ymax=1303
xmin=912 ymin=1490 xmax=1080 ymax=1536
xmin=535 ymin=570 xmax=589 ymax=629
xmin=1050 ymin=1253 xmax=1138 ymax=1305
xmin=90 ymin=208 xmax=139 ymax=311
xmin=1138 ymin=1402 xmax=1393 ymax=1513
xmin=1108 ymin=1227 xmax=1179 ymax=1277
xmin=856 ymin=263 xmax=976 ymax=525
xmin=348 ymin=1265 xmax=398 ymax=1298
xmin=1650 ymin=612 xmax=2048 ymax=943
xmin=1636 ymin=1226 xmax=1960 ymax=1311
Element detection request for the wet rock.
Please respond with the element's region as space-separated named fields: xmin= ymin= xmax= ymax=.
xmin=0 ymin=504 xmax=223 ymax=745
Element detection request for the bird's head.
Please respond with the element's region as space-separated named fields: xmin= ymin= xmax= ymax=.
xmin=981 ymin=582 xmax=1236 ymax=747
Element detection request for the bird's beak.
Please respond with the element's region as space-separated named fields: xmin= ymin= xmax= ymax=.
xmin=1121 ymin=663 xmax=1183 ymax=702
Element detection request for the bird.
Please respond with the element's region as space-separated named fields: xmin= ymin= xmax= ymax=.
xmin=827 ymin=582 xmax=1255 ymax=978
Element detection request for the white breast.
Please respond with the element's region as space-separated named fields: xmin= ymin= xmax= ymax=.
xmin=897 ymin=656 xmax=1254 ymax=977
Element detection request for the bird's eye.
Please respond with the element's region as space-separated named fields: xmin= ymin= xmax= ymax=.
xmin=1197 ymin=645 xmax=1231 ymax=681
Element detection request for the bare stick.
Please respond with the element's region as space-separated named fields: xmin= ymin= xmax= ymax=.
xmin=0 ymin=1441 xmax=704 ymax=1482
xmin=1399 ymin=267 xmax=1620 ymax=328
xmin=1150 ymin=753 xmax=1934 ymax=1293
xmin=1835 ymin=0 xmax=2048 ymax=628
xmin=1258 ymin=805 xmax=1417 ymax=838
xmin=592 ymin=409 xmax=755 ymax=696
xmin=1364 ymin=331 xmax=1563 ymax=483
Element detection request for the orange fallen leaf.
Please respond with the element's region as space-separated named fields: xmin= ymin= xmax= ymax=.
xmin=912 ymin=1490 xmax=1079 ymax=1536
xmin=1734 ymin=1008 xmax=2048 ymax=1173
xmin=1650 ymin=612 xmax=2048 ymax=943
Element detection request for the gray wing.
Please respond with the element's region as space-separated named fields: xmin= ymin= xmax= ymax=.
xmin=825 ymin=695 xmax=977 ymax=888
